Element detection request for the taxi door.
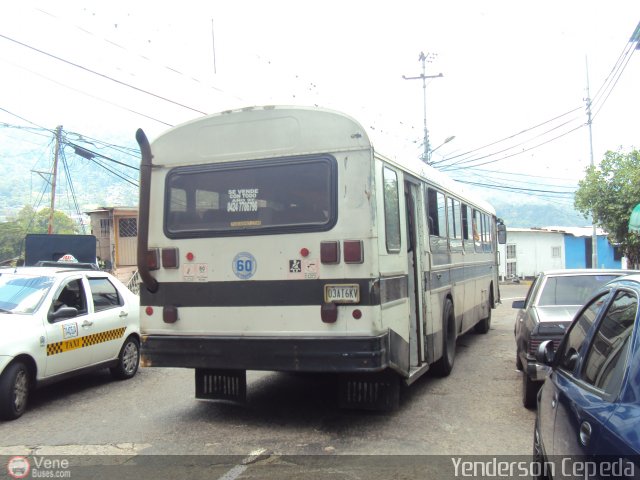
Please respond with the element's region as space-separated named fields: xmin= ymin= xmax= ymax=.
xmin=44 ymin=277 xmax=93 ymax=377
xmin=82 ymin=276 xmax=129 ymax=364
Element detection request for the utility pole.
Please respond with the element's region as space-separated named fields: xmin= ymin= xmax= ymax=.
xmin=211 ymin=19 xmax=217 ymax=74
xmin=403 ymin=52 xmax=443 ymax=164
xmin=584 ymin=58 xmax=598 ymax=268
xmin=48 ymin=125 xmax=63 ymax=234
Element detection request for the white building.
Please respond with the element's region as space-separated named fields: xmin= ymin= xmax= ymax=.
xmin=498 ymin=226 xmax=622 ymax=280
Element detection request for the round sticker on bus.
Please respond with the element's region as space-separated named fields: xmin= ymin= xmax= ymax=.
xmin=232 ymin=252 xmax=257 ymax=280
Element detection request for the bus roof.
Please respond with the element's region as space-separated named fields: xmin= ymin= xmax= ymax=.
xmin=151 ymin=105 xmax=496 ymax=215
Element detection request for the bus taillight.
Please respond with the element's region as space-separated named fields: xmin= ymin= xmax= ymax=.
xmin=321 ymin=303 xmax=338 ymax=323
xmin=163 ymin=306 xmax=179 ymax=324
xmin=343 ymin=240 xmax=363 ymax=263
xmin=320 ymin=241 xmax=340 ymax=264
xmin=147 ymin=249 xmax=160 ymax=270
xmin=162 ymin=248 xmax=179 ymax=268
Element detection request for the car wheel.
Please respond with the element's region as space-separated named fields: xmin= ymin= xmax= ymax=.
xmin=516 ymin=351 xmax=523 ymax=371
xmin=474 ymin=292 xmax=492 ymax=334
xmin=533 ymin=419 xmax=551 ymax=480
xmin=0 ymin=361 xmax=31 ymax=421
xmin=522 ymin=371 xmax=540 ymax=409
xmin=431 ymin=299 xmax=456 ymax=377
xmin=110 ymin=336 xmax=140 ymax=380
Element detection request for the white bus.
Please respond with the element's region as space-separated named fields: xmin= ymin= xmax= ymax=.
xmin=136 ymin=106 xmax=506 ymax=409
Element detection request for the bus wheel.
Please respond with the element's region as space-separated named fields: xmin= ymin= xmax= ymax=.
xmin=474 ymin=291 xmax=493 ymax=334
xmin=431 ymin=299 xmax=456 ymax=377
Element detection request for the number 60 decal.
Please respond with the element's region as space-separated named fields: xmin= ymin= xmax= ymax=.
xmin=232 ymin=252 xmax=257 ymax=279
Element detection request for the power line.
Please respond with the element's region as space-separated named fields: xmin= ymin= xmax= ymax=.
xmin=33 ymin=7 xmax=239 ymax=99
xmin=0 ymin=33 xmax=209 ymax=117
xmin=433 ymin=22 xmax=639 ymax=171
xmin=440 ymin=124 xmax=585 ymax=172
xmin=64 ymin=141 xmax=139 ymax=171
xmin=591 ymin=44 xmax=637 ymax=121
xmin=430 ymin=107 xmax=583 ymax=167
xmin=0 ymin=106 xmax=53 ymax=132
xmin=436 ymin=115 xmax=584 ymax=170
xmin=0 ymin=55 xmax=175 ymax=128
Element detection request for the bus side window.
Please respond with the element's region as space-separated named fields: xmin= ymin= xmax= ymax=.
xmin=427 ymin=188 xmax=447 ymax=253
xmin=383 ymin=166 xmax=401 ymax=253
xmin=427 ymin=188 xmax=439 ymax=237
xmin=462 ymin=204 xmax=475 ymax=253
xmin=483 ymin=214 xmax=493 ymax=253
xmin=448 ymin=197 xmax=462 ymax=250
xmin=473 ymin=209 xmax=483 ymax=253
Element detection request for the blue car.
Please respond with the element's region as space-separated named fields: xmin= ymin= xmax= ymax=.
xmin=534 ymin=274 xmax=640 ymax=479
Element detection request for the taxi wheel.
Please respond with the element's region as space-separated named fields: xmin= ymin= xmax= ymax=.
xmin=0 ymin=361 xmax=31 ymax=420
xmin=110 ymin=336 xmax=140 ymax=380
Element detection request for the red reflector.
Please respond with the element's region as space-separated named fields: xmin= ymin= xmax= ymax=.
xmin=163 ymin=306 xmax=178 ymax=324
xmin=147 ymin=249 xmax=160 ymax=270
xmin=162 ymin=248 xmax=179 ymax=268
xmin=186 ymin=251 xmax=194 ymax=261
xmin=352 ymin=309 xmax=362 ymax=319
xmin=344 ymin=240 xmax=364 ymax=263
xmin=321 ymin=303 xmax=338 ymax=323
xmin=320 ymin=241 xmax=340 ymax=264
xmin=145 ymin=306 xmax=154 ymax=316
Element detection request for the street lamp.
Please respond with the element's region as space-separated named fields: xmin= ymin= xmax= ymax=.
xmin=430 ymin=135 xmax=456 ymax=157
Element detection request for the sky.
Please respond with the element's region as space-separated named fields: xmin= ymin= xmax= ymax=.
xmin=1 ymin=0 xmax=639 ymax=210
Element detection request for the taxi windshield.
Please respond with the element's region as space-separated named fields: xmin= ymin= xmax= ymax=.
xmin=0 ymin=273 xmax=54 ymax=314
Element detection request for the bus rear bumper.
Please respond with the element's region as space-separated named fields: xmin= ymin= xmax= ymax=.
xmin=140 ymin=331 xmax=408 ymax=373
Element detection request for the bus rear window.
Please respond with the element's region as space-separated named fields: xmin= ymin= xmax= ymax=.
xmin=164 ymin=156 xmax=336 ymax=237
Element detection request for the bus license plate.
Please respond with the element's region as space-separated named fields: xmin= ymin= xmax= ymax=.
xmin=324 ymin=284 xmax=360 ymax=304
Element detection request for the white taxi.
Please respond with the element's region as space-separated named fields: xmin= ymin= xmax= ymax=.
xmin=0 ymin=265 xmax=140 ymax=420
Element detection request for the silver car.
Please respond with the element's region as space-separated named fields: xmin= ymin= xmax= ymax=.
xmin=513 ymin=268 xmax=636 ymax=408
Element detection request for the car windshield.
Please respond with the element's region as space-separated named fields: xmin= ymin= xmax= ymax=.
xmin=537 ymin=274 xmax=619 ymax=307
xmin=0 ymin=273 xmax=55 ymax=314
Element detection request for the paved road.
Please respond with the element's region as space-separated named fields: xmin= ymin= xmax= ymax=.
xmin=0 ymin=283 xmax=534 ymax=478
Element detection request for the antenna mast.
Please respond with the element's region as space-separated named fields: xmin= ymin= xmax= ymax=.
xmin=403 ymin=52 xmax=443 ymax=164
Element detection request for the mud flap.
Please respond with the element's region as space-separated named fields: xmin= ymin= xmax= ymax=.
xmin=195 ymin=369 xmax=247 ymax=402
xmin=338 ymin=370 xmax=400 ymax=411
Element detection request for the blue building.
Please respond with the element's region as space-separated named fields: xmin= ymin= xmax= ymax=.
xmin=561 ymin=227 xmax=622 ymax=269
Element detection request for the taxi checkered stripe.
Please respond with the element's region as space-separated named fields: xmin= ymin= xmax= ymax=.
xmin=46 ymin=327 xmax=127 ymax=356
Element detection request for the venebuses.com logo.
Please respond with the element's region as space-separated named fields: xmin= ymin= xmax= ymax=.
xmin=7 ymin=456 xmax=30 ymax=479
xmin=6 ymin=455 xmax=71 ymax=478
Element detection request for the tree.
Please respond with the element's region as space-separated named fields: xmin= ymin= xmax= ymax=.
xmin=0 ymin=206 xmax=80 ymax=263
xmin=574 ymin=149 xmax=640 ymax=267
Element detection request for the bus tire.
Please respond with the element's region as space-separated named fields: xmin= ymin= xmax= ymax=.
xmin=431 ymin=298 xmax=456 ymax=377
xmin=474 ymin=291 xmax=493 ymax=334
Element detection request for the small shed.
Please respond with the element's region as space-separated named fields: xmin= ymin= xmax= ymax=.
xmin=85 ymin=207 xmax=138 ymax=283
